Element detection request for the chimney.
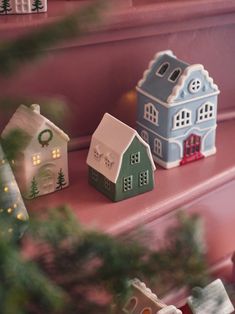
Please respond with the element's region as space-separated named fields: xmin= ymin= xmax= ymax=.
xmin=30 ymin=104 xmax=40 ymax=114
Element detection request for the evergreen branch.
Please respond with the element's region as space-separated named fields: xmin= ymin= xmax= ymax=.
xmin=0 ymin=0 xmax=107 ymax=75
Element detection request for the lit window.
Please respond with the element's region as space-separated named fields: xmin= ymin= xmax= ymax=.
xmin=144 ymin=103 xmax=159 ymax=125
xmin=173 ymin=109 xmax=192 ymax=130
xmin=52 ymin=148 xmax=61 ymax=159
xmin=130 ymin=152 xmax=140 ymax=165
xmin=156 ymin=62 xmax=169 ymax=77
xmin=154 ymin=138 xmax=162 ymax=157
xmin=189 ymin=79 xmax=202 ymax=93
xmin=141 ymin=130 xmax=149 ymax=143
xmin=141 ymin=308 xmax=152 ymax=314
xmin=32 ymin=154 xmax=41 ymax=166
xmin=104 ymin=178 xmax=111 ymax=191
xmin=197 ymin=102 xmax=215 ymax=122
xmin=169 ymin=68 xmax=181 ymax=82
xmin=123 ymin=176 xmax=133 ymax=192
xmin=139 ymin=170 xmax=149 ymax=187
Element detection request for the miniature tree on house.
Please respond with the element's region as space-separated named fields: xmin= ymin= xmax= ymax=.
xmin=0 ymin=0 xmax=12 ymax=14
xmin=30 ymin=177 xmax=40 ymax=199
xmin=31 ymin=0 xmax=44 ymax=12
xmin=56 ymin=168 xmax=66 ymax=190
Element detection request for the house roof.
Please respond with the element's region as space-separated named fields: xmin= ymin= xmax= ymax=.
xmin=137 ymin=50 xmax=219 ymax=105
xmin=1 ymin=104 xmax=70 ymax=145
xmin=86 ymin=113 xmax=156 ymax=183
xmin=187 ymin=279 xmax=234 ymax=314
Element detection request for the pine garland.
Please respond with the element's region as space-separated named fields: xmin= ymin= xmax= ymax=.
xmin=0 ymin=0 xmax=107 ymax=75
xmin=1 ymin=206 xmax=204 ymax=314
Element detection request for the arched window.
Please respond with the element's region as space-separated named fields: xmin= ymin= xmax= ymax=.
xmin=173 ymin=109 xmax=192 ymax=129
xmin=141 ymin=130 xmax=149 ymax=143
xmin=144 ymin=103 xmax=159 ymax=125
xmin=156 ymin=62 xmax=169 ymax=77
xmin=169 ymin=68 xmax=181 ymax=82
xmin=197 ymin=102 xmax=215 ymax=122
xmin=154 ymin=138 xmax=162 ymax=157
xmin=122 ymin=297 xmax=138 ymax=313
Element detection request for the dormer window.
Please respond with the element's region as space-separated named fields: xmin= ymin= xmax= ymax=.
xmin=94 ymin=145 xmax=102 ymax=161
xmin=104 ymin=154 xmax=114 ymax=169
xmin=156 ymin=62 xmax=169 ymax=77
xmin=169 ymin=68 xmax=181 ymax=82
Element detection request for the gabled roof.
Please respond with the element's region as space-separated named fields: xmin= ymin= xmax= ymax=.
xmin=137 ymin=50 xmax=219 ymax=105
xmin=187 ymin=279 xmax=234 ymax=314
xmin=2 ymin=104 xmax=70 ymax=145
xmin=87 ymin=113 xmax=155 ymax=183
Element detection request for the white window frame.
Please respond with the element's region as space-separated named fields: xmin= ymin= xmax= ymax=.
xmin=168 ymin=67 xmax=182 ymax=83
xmin=141 ymin=130 xmax=149 ymax=143
xmin=156 ymin=62 xmax=169 ymax=77
xmin=197 ymin=102 xmax=215 ymax=123
xmin=139 ymin=170 xmax=149 ymax=187
xmin=154 ymin=138 xmax=162 ymax=157
xmin=130 ymin=152 xmax=140 ymax=165
xmin=123 ymin=175 xmax=133 ymax=192
xmin=173 ymin=109 xmax=192 ymax=130
xmin=189 ymin=78 xmax=202 ymax=94
xmin=15 ymin=0 xmax=30 ymax=13
xmin=144 ymin=103 xmax=159 ymax=125
xmin=122 ymin=297 xmax=138 ymax=313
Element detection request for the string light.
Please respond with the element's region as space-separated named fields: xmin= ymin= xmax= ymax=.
xmin=7 ymin=208 xmax=12 ymax=213
xmin=4 ymin=186 xmax=9 ymax=192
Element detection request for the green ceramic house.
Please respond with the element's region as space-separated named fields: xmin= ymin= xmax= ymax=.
xmin=87 ymin=113 xmax=156 ymax=202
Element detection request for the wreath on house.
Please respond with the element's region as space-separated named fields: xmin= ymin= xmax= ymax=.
xmin=38 ymin=129 xmax=53 ymax=147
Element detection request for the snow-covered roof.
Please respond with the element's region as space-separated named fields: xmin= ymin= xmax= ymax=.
xmin=137 ymin=50 xmax=219 ymax=105
xmin=2 ymin=104 xmax=70 ymax=145
xmin=187 ymin=279 xmax=234 ymax=314
xmin=86 ymin=113 xmax=155 ymax=183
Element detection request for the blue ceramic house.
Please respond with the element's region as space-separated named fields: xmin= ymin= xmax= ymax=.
xmin=136 ymin=50 xmax=220 ymax=169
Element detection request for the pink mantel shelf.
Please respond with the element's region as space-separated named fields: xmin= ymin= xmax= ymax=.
xmin=29 ymin=119 xmax=235 ymax=267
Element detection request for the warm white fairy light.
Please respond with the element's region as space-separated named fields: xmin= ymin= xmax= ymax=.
xmin=7 ymin=208 xmax=12 ymax=213
xmin=8 ymin=228 xmax=13 ymax=233
xmin=13 ymin=203 xmax=17 ymax=209
xmin=4 ymin=186 xmax=9 ymax=192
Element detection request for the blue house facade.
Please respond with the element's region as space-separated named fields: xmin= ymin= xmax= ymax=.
xmin=136 ymin=50 xmax=220 ymax=169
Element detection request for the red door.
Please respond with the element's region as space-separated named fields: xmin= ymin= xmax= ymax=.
xmin=180 ymin=134 xmax=204 ymax=165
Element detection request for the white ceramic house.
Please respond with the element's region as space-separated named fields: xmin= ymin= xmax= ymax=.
xmin=187 ymin=279 xmax=234 ymax=314
xmin=122 ymin=278 xmax=182 ymax=314
xmin=1 ymin=104 xmax=69 ymax=199
xmin=0 ymin=0 xmax=47 ymax=15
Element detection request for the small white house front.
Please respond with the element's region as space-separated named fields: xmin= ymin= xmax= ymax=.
xmin=2 ymin=104 xmax=69 ymax=199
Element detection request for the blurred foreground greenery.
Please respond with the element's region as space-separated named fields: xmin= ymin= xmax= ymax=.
xmin=0 ymin=208 xmax=209 ymax=314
